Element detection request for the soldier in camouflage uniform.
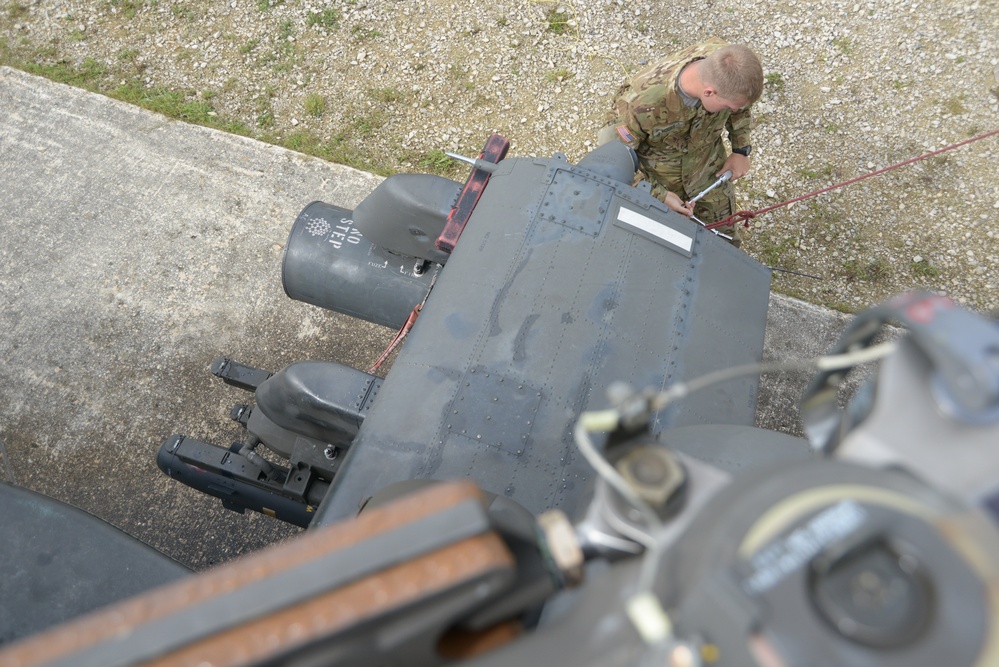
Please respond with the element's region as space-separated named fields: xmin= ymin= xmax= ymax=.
xmin=600 ymin=38 xmax=763 ymax=246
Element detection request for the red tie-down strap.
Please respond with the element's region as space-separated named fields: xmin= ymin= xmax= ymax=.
xmin=367 ymin=304 xmax=421 ymax=374
xmin=436 ymin=134 xmax=510 ymax=254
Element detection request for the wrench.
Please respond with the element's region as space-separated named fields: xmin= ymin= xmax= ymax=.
xmin=687 ymin=170 xmax=733 ymax=207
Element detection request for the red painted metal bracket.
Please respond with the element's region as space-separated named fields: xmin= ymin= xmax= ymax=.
xmin=435 ymin=134 xmax=510 ymax=254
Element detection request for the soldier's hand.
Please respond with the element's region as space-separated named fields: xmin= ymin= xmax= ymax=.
xmin=720 ymin=153 xmax=750 ymax=180
xmin=664 ymin=191 xmax=694 ymax=217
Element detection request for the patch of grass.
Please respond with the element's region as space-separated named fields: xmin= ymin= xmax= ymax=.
xmin=283 ymin=130 xmax=321 ymax=153
xmin=270 ymin=128 xmax=394 ymax=176
xmin=496 ymin=16 xmax=508 ymax=27
xmin=35 ymin=44 xmax=59 ymax=60
xmin=827 ymin=301 xmax=857 ymax=313
xmin=928 ymin=154 xmax=949 ymax=169
xmin=23 ymin=57 xmax=107 ymax=86
xmin=544 ymin=67 xmax=573 ymax=83
xmin=269 ymin=38 xmax=299 ymax=73
xmin=941 ymin=94 xmax=967 ymax=115
xmin=842 ymin=258 xmax=891 ymax=283
xmin=418 ymin=149 xmax=459 ymax=176
xmin=238 ymin=38 xmax=259 ymax=54
xmin=111 ymin=79 xmax=248 ymax=135
xmin=254 ymin=90 xmax=275 ymax=128
xmin=545 ymin=7 xmax=571 ymax=34
xmin=306 ymin=9 xmax=339 ymax=30
xmin=754 ymin=234 xmax=796 ymax=268
xmin=257 ymin=110 xmax=275 ymax=128
xmin=910 ymin=258 xmax=938 ymax=278
xmin=69 ymin=28 xmax=87 ymax=42
xmin=801 ymin=200 xmax=843 ymax=239
xmin=304 ymin=93 xmax=325 ymax=117
xmin=114 ymin=81 xmax=205 ymax=121
xmin=173 ymin=46 xmax=198 ymax=63
xmin=0 ymin=54 xmax=400 ymax=175
xmin=107 ymin=0 xmax=143 ymax=19
xmin=6 ymin=1 xmax=29 ymax=19
xmin=170 ymin=3 xmax=195 ymax=20
xmin=796 ymin=163 xmax=835 ymax=180
xmin=892 ymin=79 xmax=910 ymax=91
xmin=214 ymin=117 xmax=250 ymax=135
xmin=832 ymin=36 xmax=852 ymax=54
xmin=273 ymin=57 xmax=295 ymax=74
xmin=278 ymin=19 xmax=294 ymax=40
xmin=116 ymin=47 xmax=139 ymax=62
xmin=351 ymin=110 xmax=387 ymax=136
xmin=255 ymin=49 xmax=277 ymax=66
xmin=764 ymin=71 xmax=785 ymax=93
xmin=369 ymin=86 xmax=406 ymax=104
xmin=351 ymin=26 xmax=383 ymax=40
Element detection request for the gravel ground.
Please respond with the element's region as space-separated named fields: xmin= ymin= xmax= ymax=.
xmin=2 ymin=0 xmax=998 ymax=312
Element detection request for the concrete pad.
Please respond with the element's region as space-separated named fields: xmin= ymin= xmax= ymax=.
xmin=0 ymin=67 xmax=870 ymax=571
xmin=0 ymin=67 xmax=393 ymax=569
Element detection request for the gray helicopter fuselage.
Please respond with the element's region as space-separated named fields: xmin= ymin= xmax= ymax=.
xmin=312 ymin=147 xmax=770 ymax=525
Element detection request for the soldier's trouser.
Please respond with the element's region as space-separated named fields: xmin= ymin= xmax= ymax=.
xmin=639 ymin=142 xmax=748 ymax=247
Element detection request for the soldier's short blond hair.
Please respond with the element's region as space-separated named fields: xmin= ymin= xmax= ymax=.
xmin=701 ymin=44 xmax=763 ymax=104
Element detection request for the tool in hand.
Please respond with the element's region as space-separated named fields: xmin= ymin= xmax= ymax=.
xmin=686 ymin=170 xmax=733 ymax=207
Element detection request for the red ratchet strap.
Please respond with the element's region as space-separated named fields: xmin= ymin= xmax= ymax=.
xmin=705 ymin=127 xmax=999 ymax=231
xmin=436 ymin=134 xmax=510 ymax=253
xmin=367 ymin=304 xmax=421 ymax=374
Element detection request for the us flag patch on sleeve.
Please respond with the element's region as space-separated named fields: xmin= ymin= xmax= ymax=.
xmin=616 ymin=124 xmax=636 ymax=143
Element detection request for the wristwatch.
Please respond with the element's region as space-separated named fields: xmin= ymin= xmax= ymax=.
xmin=732 ymin=145 xmax=752 ymax=156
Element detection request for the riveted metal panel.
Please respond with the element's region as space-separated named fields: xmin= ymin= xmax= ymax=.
xmin=536 ymin=169 xmax=615 ymax=238
xmin=444 ymin=368 xmax=543 ymax=455
xmin=315 ymin=150 xmax=770 ymax=525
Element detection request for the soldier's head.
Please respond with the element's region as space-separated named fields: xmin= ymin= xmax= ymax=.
xmin=699 ymin=44 xmax=763 ymax=113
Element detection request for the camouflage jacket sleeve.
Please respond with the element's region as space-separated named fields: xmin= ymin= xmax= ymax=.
xmin=609 ymin=88 xmax=651 ymax=149
xmin=726 ymin=108 xmax=752 ymax=150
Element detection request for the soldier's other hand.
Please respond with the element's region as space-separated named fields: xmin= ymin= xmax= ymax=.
xmin=664 ymin=192 xmax=693 ymax=217
xmin=720 ymin=153 xmax=750 ymax=180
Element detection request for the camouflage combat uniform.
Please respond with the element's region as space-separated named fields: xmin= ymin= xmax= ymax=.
xmin=606 ymin=38 xmax=753 ymax=244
